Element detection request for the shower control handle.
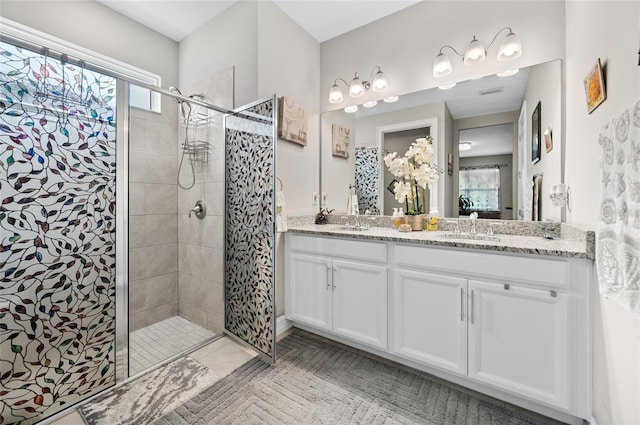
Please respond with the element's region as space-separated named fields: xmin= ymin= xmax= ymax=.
xmin=189 ymin=200 xmax=206 ymax=219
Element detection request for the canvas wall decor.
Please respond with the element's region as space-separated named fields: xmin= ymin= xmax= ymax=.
xmin=332 ymin=124 xmax=350 ymax=158
xmin=584 ymin=58 xmax=606 ymax=114
xmin=278 ymin=96 xmax=307 ymax=146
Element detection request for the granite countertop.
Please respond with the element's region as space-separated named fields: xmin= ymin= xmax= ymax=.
xmin=286 ymin=224 xmax=595 ymax=260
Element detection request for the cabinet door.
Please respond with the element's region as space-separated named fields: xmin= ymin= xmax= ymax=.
xmin=332 ymin=260 xmax=387 ymax=350
xmin=287 ymin=253 xmax=332 ymax=330
xmin=392 ymin=269 xmax=467 ymax=376
xmin=468 ymin=280 xmax=569 ymax=410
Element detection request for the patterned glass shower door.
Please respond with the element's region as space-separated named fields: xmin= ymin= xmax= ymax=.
xmin=224 ymin=97 xmax=276 ymax=363
xmin=0 ymin=41 xmax=118 ymax=423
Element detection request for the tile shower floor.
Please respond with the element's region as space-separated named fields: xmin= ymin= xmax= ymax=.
xmin=129 ymin=316 xmax=218 ymax=375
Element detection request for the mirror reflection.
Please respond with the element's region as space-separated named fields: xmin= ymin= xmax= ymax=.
xmin=321 ymin=59 xmax=562 ymax=222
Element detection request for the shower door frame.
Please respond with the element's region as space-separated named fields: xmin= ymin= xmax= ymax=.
xmin=223 ymin=95 xmax=278 ymax=364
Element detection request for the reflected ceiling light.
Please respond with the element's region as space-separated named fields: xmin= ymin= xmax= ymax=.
xmin=363 ymin=100 xmax=378 ymax=108
xmin=383 ymin=95 xmax=399 ymax=103
xmin=438 ymin=82 xmax=457 ymax=90
xmin=328 ymin=66 xmax=389 ymax=103
xmin=497 ymin=68 xmax=519 ymax=77
xmin=344 ymin=105 xmax=358 ymax=113
xmin=433 ymin=27 xmax=522 ymax=78
xmin=459 ymin=142 xmax=472 ymax=151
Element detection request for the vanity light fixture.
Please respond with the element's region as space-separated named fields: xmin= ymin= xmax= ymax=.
xmin=497 ymin=68 xmax=519 ymax=77
xmin=329 ymin=66 xmax=389 ymax=103
xmin=383 ymin=95 xmax=399 ymax=103
xmin=438 ymin=82 xmax=457 ymax=90
xmin=344 ymin=105 xmax=358 ymax=113
xmin=459 ymin=142 xmax=472 ymax=151
xmin=433 ymin=27 xmax=522 ymax=78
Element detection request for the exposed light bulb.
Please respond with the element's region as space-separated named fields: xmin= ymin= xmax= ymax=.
xmin=363 ymin=100 xmax=378 ymax=108
xmin=344 ymin=105 xmax=358 ymax=113
xmin=383 ymin=96 xmax=399 ymax=103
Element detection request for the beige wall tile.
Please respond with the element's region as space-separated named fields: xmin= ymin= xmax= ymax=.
xmin=178 ymin=245 xmax=221 ymax=280
xmin=129 ymin=311 xmax=147 ymax=332
xmin=129 ymin=216 xmax=146 ymax=248
xmin=146 ymin=243 xmax=178 ymax=277
xmin=146 ymin=301 xmax=178 ymax=324
xmin=146 ymin=153 xmax=177 ymax=184
xmin=129 ymin=150 xmax=146 ymax=183
xmin=129 ymin=116 xmax=145 ymax=152
xmin=177 ymin=272 xmax=207 ymax=308
xmin=146 ymin=214 xmax=177 ymax=245
xmin=178 ymin=300 xmax=207 ymax=329
xmin=146 ymin=121 xmax=178 ymax=156
xmin=129 ymin=247 xmax=146 ymax=281
xmin=204 ymin=183 xmax=224 ymax=216
xmin=129 ymin=279 xmax=146 ymax=313
xmin=207 ymin=312 xmax=224 ymax=334
xmin=146 ymin=272 xmax=178 ymax=309
xmin=146 ymin=184 xmax=177 ymax=214
xmin=201 ymin=215 xmax=223 ymax=249
xmin=129 ymin=183 xmax=146 ymax=215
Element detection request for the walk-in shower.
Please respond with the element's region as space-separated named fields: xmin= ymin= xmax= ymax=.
xmin=1 ymin=32 xmax=276 ymax=424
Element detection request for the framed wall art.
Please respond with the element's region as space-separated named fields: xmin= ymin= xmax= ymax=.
xmin=583 ymin=58 xmax=606 ymax=114
xmin=277 ymin=96 xmax=308 ymax=146
xmin=531 ymin=101 xmax=541 ymax=164
xmin=332 ymin=124 xmax=350 ymax=158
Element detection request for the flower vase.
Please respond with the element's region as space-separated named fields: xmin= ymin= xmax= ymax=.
xmin=404 ymin=214 xmax=424 ymax=231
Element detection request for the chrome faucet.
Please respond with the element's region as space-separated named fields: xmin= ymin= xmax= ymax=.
xmin=469 ymin=212 xmax=478 ymax=234
xmin=189 ymin=200 xmax=206 ymax=219
xmin=446 ymin=219 xmax=461 ymax=233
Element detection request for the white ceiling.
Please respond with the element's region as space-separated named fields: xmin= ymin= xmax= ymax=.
xmin=459 ymin=123 xmax=513 ymax=158
xmin=96 ymin=0 xmax=422 ymax=42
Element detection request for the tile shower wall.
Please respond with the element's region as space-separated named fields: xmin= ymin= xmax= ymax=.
xmin=177 ymin=69 xmax=233 ymax=333
xmin=129 ymin=98 xmax=179 ymax=331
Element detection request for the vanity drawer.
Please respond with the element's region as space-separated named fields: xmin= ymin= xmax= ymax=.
xmin=395 ymin=244 xmax=569 ymax=287
xmin=289 ymin=234 xmax=387 ymax=263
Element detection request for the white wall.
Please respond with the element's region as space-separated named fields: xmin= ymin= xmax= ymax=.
xmin=524 ymin=60 xmax=563 ymax=222
xmin=178 ymin=1 xmax=258 ymax=108
xmin=257 ymin=1 xmax=321 ymax=216
xmin=1 ymin=0 xmax=178 ymax=87
xmin=320 ymin=1 xmax=565 ymax=112
xmin=256 ymin=1 xmax=321 ymax=317
xmin=565 ymin=2 xmax=640 ymax=424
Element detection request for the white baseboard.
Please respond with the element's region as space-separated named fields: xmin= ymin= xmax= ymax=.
xmin=276 ymin=315 xmax=293 ymax=336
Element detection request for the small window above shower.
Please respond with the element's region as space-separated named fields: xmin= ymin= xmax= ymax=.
xmin=130 ymin=84 xmax=161 ymax=113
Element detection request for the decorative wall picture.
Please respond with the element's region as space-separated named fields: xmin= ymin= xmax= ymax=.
xmin=583 ymin=58 xmax=606 ymax=114
xmin=544 ymin=127 xmax=553 ymax=153
xmin=277 ymin=96 xmax=308 ymax=146
xmin=332 ymin=124 xmax=350 ymax=158
xmin=531 ymin=101 xmax=541 ymax=164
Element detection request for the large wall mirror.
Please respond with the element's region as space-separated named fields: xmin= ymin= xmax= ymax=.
xmin=320 ymin=59 xmax=563 ymax=221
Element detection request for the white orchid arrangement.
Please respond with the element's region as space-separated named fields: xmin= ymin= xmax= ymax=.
xmin=384 ymin=135 xmax=440 ymax=215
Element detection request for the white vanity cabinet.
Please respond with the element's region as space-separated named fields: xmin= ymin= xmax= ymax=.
xmin=392 ymin=269 xmax=468 ymax=376
xmin=285 ymin=233 xmax=591 ymax=424
xmin=286 ymin=235 xmax=388 ymax=350
xmin=467 ymin=279 xmax=570 ymax=409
